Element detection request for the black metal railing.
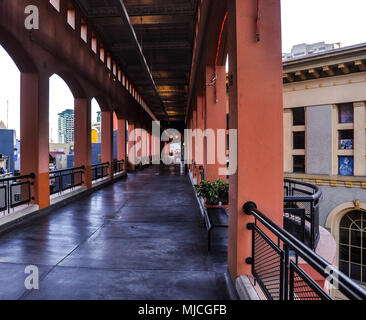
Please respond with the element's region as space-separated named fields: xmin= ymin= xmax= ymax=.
xmin=284 ymin=179 xmax=321 ymax=250
xmin=92 ymin=162 xmax=109 ymax=181
xmin=243 ymin=202 xmax=366 ymax=300
xmin=49 ymin=167 xmax=84 ymax=195
xmin=113 ymin=160 xmax=124 ymax=175
xmin=0 ymin=173 xmax=35 ymax=214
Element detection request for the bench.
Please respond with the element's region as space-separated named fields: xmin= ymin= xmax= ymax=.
xmin=204 ymin=207 xmax=229 ymax=251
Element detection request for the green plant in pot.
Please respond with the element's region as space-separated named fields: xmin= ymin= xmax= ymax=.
xmin=194 ymin=180 xmax=229 ymax=206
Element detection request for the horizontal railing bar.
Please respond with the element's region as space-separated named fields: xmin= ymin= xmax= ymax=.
xmin=50 ymin=166 xmax=85 ymax=174
xmin=244 ymin=202 xmax=366 ymax=300
xmin=0 ymin=173 xmax=35 ymax=183
xmin=92 ymin=162 xmax=109 ymax=167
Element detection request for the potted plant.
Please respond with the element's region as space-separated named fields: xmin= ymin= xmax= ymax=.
xmin=194 ymin=179 xmax=229 ymax=208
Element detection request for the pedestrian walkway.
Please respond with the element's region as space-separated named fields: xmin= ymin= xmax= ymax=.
xmin=0 ymin=165 xmax=229 ymax=300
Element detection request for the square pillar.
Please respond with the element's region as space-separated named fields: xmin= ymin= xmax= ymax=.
xmin=284 ymin=109 xmax=293 ymax=173
xmin=227 ymin=0 xmax=283 ymax=279
xmin=192 ymin=107 xmax=197 ymax=179
xmin=205 ymin=65 xmax=227 ymax=181
xmin=128 ymin=122 xmax=136 ymax=171
xmin=142 ymin=127 xmax=147 ymax=165
xmin=75 ymin=98 xmax=92 ymax=188
xmin=136 ymin=125 xmax=142 ymax=165
xmin=117 ymin=118 xmax=127 ymax=172
xmin=354 ymin=102 xmax=366 ymax=176
xmin=102 ymin=110 xmax=114 ymax=178
xmin=20 ymin=72 xmax=50 ymax=209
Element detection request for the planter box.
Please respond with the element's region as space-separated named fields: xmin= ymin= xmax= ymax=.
xmin=205 ymin=204 xmax=229 ymax=210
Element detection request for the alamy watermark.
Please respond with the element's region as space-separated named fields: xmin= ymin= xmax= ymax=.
xmin=128 ymin=121 xmax=238 ymax=176
xmin=24 ymin=265 xmax=39 ymax=290
xmin=24 ymin=5 xmax=39 ymax=30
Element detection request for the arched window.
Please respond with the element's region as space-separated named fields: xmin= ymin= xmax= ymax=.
xmin=339 ymin=210 xmax=366 ymax=284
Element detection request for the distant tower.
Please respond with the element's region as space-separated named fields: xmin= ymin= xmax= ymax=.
xmin=58 ymin=109 xmax=74 ymax=144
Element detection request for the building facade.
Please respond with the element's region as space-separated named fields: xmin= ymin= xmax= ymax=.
xmin=283 ymin=42 xmax=341 ymax=61
xmin=58 ymin=109 xmax=74 ymax=144
xmin=283 ymin=43 xmax=366 ymax=285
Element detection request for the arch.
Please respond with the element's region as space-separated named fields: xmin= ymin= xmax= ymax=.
xmin=52 ymin=71 xmax=87 ymax=99
xmin=326 ymin=201 xmax=366 ymax=276
xmin=93 ymin=95 xmax=111 ymax=112
xmin=0 ymin=26 xmax=37 ymax=72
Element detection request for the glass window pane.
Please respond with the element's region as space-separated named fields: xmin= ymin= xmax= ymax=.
xmin=351 ymin=247 xmax=362 ymax=264
xmin=351 ymin=231 xmax=362 ymax=247
xmin=339 ymin=130 xmax=354 ymax=150
xmin=293 ymin=155 xmax=305 ymax=173
xmin=339 ymin=261 xmax=349 ymax=276
xmin=339 ymin=229 xmax=349 ymax=244
xmin=293 ymin=107 xmax=305 ymax=126
xmin=339 ymin=156 xmax=354 ymax=176
xmin=293 ymin=131 xmax=305 ymax=149
xmin=338 ymin=103 xmax=354 ymax=123
xmin=351 ymin=263 xmax=361 ymax=282
xmin=339 ymin=244 xmax=349 ymax=261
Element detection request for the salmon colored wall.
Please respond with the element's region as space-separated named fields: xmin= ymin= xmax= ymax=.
xmin=227 ymin=0 xmax=284 ymax=280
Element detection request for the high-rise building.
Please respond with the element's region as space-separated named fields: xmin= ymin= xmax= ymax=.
xmin=58 ymin=109 xmax=74 ymax=144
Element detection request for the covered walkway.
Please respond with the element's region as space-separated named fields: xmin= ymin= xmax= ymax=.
xmin=0 ymin=166 xmax=229 ymax=300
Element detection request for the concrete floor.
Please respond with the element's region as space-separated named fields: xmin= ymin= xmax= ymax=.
xmin=0 ymin=165 xmax=229 ymax=300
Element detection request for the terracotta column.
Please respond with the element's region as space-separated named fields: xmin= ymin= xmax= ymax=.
xmin=20 ymin=71 xmax=50 ymax=209
xmin=74 ymin=98 xmax=92 ymax=188
xmin=227 ymin=0 xmax=283 ymax=279
xmin=128 ymin=122 xmax=136 ymax=171
xmin=197 ymin=95 xmax=205 ymax=183
xmin=101 ymin=110 xmax=114 ymax=178
xmin=141 ymin=126 xmax=147 ymax=165
xmin=117 ymin=118 xmax=127 ymax=172
xmin=192 ymin=107 xmax=197 ymax=180
xmin=136 ymin=124 xmax=142 ymax=166
xmin=205 ymin=65 xmax=227 ymax=182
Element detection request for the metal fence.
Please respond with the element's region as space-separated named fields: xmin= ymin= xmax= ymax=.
xmin=49 ymin=167 xmax=84 ymax=195
xmin=284 ymin=179 xmax=321 ymax=250
xmin=92 ymin=162 xmax=109 ymax=181
xmin=243 ymin=201 xmax=366 ymax=300
xmin=0 ymin=173 xmax=35 ymax=214
xmin=113 ymin=160 xmax=124 ymax=175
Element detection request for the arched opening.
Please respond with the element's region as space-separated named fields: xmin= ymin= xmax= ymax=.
xmin=339 ymin=210 xmax=366 ymax=285
xmin=91 ymin=98 xmax=102 ymax=164
xmin=0 ymin=44 xmax=20 ymax=177
xmin=113 ymin=112 xmax=118 ymax=162
xmin=49 ymin=74 xmax=75 ymax=171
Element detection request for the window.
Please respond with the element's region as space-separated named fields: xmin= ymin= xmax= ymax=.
xmin=293 ymin=155 xmax=305 ymax=173
xmin=339 ymin=103 xmax=354 ymax=123
xmin=67 ymin=9 xmax=76 ymax=29
xmin=339 ymin=156 xmax=354 ymax=176
xmin=293 ymin=107 xmax=305 ymax=126
xmin=339 ymin=130 xmax=354 ymax=150
xmin=50 ymin=0 xmax=60 ymax=12
xmin=107 ymin=56 xmax=111 ymax=70
xmin=99 ymin=47 xmax=105 ymax=62
xmin=339 ymin=210 xmax=366 ymax=284
xmin=293 ymin=131 xmax=305 ymax=150
xmin=81 ymin=24 xmax=87 ymax=43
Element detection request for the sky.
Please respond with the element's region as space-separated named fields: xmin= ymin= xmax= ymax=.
xmin=1 ymin=0 xmax=366 ymax=140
